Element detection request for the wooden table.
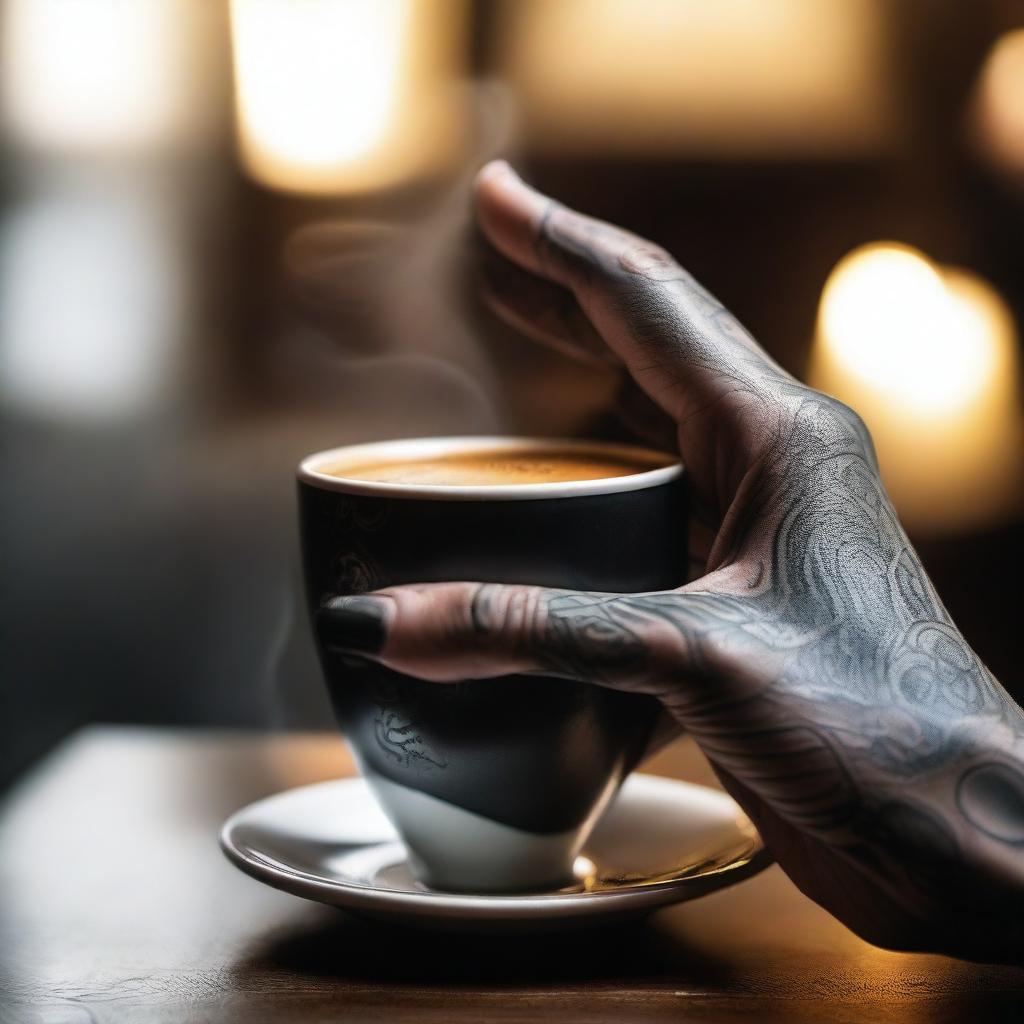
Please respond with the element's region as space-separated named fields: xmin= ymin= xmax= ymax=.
xmin=1 ymin=729 xmax=1021 ymax=1023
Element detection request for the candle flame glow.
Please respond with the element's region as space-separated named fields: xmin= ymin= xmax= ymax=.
xmin=817 ymin=243 xmax=999 ymax=416
xmin=810 ymin=243 xmax=1023 ymax=533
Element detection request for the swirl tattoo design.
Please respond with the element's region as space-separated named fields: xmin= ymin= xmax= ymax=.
xmin=464 ymin=208 xmax=1024 ymax=958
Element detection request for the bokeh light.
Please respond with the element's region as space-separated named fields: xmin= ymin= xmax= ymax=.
xmin=229 ymin=0 xmax=467 ymax=194
xmin=972 ymin=27 xmax=1024 ymax=176
xmin=810 ymin=243 xmax=1024 ymax=533
xmin=497 ymin=0 xmax=896 ymax=156
xmin=817 ymin=244 xmax=998 ymax=416
xmin=0 ymin=0 xmax=213 ymax=157
xmin=0 ymin=185 xmax=186 ymax=420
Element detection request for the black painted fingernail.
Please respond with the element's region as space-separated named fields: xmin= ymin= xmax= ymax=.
xmin=316 ymin=596 xmax=388 ymax=655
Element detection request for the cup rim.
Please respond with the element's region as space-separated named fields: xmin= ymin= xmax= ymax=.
xmin=297 ymin=436 xmax=684 ymax=501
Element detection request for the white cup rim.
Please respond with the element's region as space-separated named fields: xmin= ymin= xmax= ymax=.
xmin=297 ymin=436 xmax=683 ymax=502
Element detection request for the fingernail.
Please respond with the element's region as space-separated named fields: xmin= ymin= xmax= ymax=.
xmin=316 ymin=595 xmax=388 ymax=655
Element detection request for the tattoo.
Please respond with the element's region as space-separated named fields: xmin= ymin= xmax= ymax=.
xmin=543 ymin=593 xmax=647 ymax=679
xmin=535 ymin=201 xmax=611 ymax=285
xmin=476 ymin=212 xmax=1024 ymax=950
xmin=956 ymin=763 xmax=1024 ymax=844
xmin=374 ymin=702 xmax=449 ymax=771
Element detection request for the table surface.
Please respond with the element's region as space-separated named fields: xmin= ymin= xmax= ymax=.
xmin=0 ymin=729 xmax=1021 ymax=1024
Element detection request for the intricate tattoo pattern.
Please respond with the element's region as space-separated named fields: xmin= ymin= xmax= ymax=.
xmin=373 ymin=696 xmax=448 ymax=772
xmin=470 ymin=207 xmax=1024 ymax=957
xmin=956 ymin=764 xmax=1024 ymax=844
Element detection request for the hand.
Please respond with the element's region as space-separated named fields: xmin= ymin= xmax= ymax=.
xmin=327 ymin=161 xmax=1024 ymax=962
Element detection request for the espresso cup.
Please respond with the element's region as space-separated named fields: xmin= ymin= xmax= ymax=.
xmin=298 ymin=436 xmax=686 ymax=892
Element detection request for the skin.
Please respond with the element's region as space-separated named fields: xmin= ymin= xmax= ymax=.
xmin=333 ymin=161 xmax=1024 ymax=963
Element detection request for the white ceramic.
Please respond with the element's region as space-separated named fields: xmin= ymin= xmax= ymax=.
xmin=220 ymin=773 xmax=770 ymax=933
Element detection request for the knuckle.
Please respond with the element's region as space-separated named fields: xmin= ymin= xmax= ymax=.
xmin=467 ymin=584 xmax=541 ymax=644
xmin=544 ymin=593 xmax=647 ymax=674
xmin=616 ymin=241 xmax=685 ymax=283
xmin=784 ymin=389 xmax=878 ymax=464
xmin=819 ymin=393 xmax=864 ymax=429
xmin=818 ymin=395 xmax=877 ymax=456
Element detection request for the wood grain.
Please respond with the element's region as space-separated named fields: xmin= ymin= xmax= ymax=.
xmin=0 ymin=729 xmax=1020 ymax=1023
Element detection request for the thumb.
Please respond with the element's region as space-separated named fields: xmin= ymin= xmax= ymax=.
xmin=315 ymin=582 xmax=728 ymax=694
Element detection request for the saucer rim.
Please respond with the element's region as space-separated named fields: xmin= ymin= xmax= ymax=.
xmin=220 ymin=774 xmax=770 ymax=921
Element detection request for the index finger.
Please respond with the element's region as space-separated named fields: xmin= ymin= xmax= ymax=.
xmin=474 ymin=161 xmax=792 ymax=425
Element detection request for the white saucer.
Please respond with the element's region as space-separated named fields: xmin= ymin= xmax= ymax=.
xmin=220 ymin=773 xmax=770 ymax=932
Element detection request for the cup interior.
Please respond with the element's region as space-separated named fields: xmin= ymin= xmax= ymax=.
xmin=298 ymin=435 xmax=683 ymax=501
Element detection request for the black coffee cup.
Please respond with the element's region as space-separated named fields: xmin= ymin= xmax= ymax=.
xmin=298 ymin=436 xmax=686 ymax=891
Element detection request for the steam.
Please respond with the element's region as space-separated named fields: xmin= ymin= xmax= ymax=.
xmin=260 ymin=84 xmax=519 ymax=728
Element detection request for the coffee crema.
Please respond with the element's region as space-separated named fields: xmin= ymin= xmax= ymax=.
xmin=323 ymin=448 xmax=673 ymax=486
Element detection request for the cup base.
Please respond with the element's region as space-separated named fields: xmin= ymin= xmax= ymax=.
xmin=365 ymin=773 xmax=603 ymax=893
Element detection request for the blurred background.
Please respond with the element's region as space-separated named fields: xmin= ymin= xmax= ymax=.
xmin=2 ymin=0 xmax=1024 ymax=789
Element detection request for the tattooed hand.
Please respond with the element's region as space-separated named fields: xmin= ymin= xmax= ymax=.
xmin=329 ymin=161 xmax=1024 ymax=963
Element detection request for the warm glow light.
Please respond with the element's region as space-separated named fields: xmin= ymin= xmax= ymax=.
xmin=230 ymin=0 xmax=465 ymax=194
xmin=810 ymin=244 xmax=1023 ymax=533
xmin=818 ymin=244 xmax=996 ymax=415
xmin=973 ymin=28 xmax=1024 ymax=174
xmin=231 ymin=0 xmax=405 ymax=170
xmin=0 ymin=0 xmax=210 ymax=156
xmin=497 ymin=0 xmax=897 ymax=156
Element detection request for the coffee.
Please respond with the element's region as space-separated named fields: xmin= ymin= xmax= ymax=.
xmin=325 ymin=448 xmax=672 ymax=486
